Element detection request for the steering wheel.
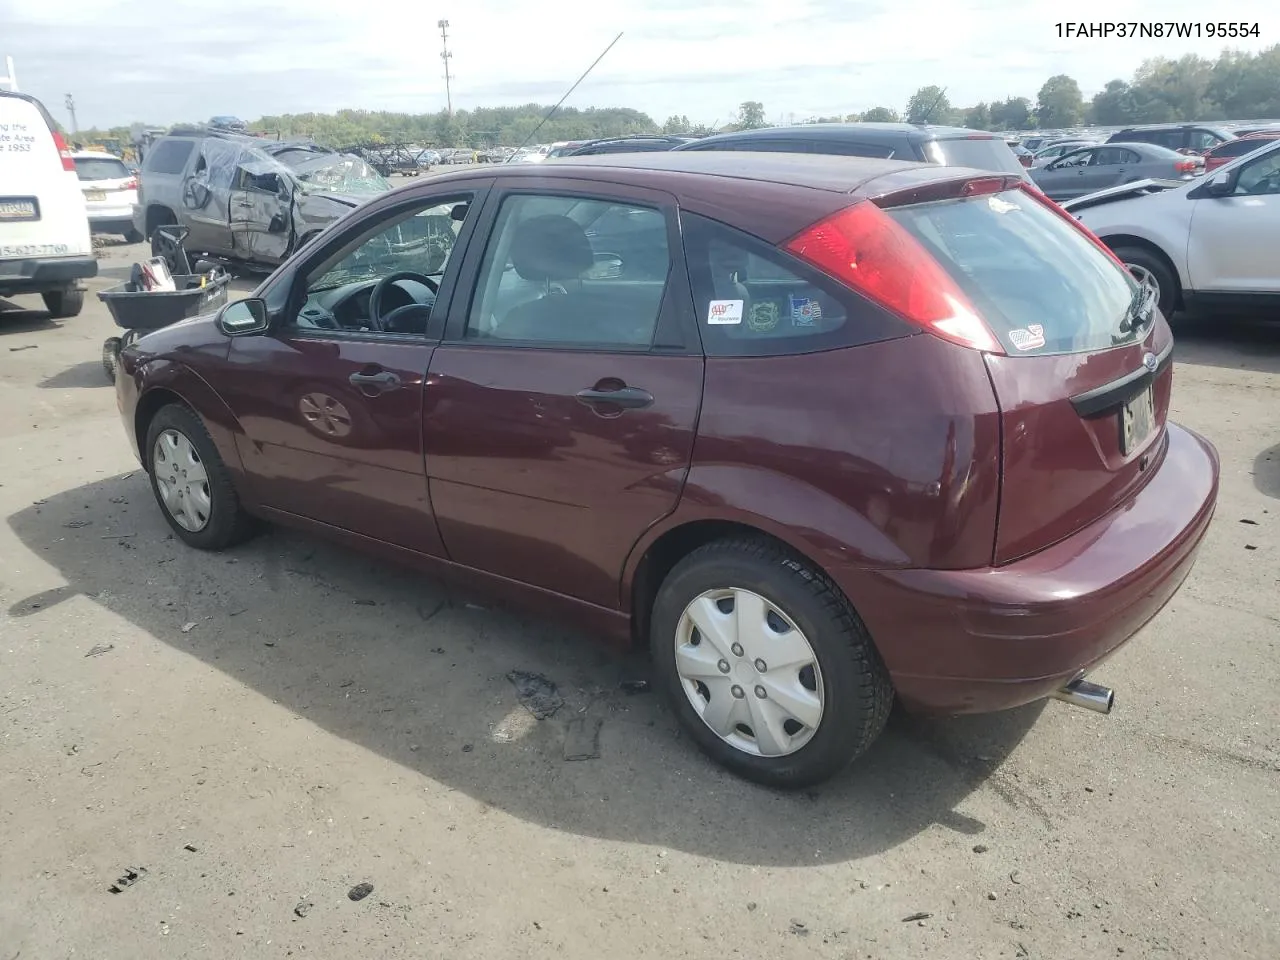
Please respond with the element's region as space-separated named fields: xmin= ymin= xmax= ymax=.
xmin=368 ymin=271 xmax=439 ymax=331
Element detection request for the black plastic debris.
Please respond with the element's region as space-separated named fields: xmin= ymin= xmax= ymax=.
xmin=563 ymin=717 xmax=604 ymax=761
xmin=348 ymin=882 xmax=374 ymax=902
xmin=85 ymin=644 xmax=115 ymax=658
xmin=619 ymin=679 xmax=651 ymax=695
xmin=108 ymin=866 xmax=148 ymax=893
xmin=902 ymin=912 xmax=932 ymax=922
xmin=183 ymin=843 xmax=197 ymax=852
xmin=507 ymin=670 xmax=564 ymax=719
xmin=294 ymin=901 xmax=313 ymax=918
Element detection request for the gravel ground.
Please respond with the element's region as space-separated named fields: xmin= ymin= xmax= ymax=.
xmin=1 ymin=246 xmax=1277 ymax=960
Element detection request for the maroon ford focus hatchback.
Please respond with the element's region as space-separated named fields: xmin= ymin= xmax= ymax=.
xmin=116 ymin=152 xmax=1219 ymax=787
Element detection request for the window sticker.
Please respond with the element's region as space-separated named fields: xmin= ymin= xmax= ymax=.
xmin=707 ymin=299 xmax=743 ymax=325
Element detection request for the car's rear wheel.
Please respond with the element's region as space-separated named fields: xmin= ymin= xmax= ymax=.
xmin=125 ymin=228 xmax=144 ymax=244
xmin=42 ymin=285 xmax=84 ymax=319
xmin=1112 ymin=245 xmax=1178 ymax=318
xmin=144 ymin=404 xmax=256 ymax=550
xmin=651 ymin=538 xmax=893 ymax=788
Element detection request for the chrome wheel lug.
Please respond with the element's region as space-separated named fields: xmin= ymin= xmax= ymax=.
xmin=755 ymin=685 xmax=767 ymax=699
xmin=717 ymin=659 xmax=730 ymax=674
xmin=754 ymin=658 xmax=767 ymax=672
xmin=731 ymin=643 xmax=744 ymax=657
xmin=731 ymin=685 xmax=745 ymax=699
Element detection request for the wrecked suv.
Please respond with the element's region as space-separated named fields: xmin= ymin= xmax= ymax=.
xmin=133 ymin=129 xmax=390 ymax=270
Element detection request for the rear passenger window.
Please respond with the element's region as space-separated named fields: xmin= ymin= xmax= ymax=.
xmin=820 ymin=141 xmax=898 ymax=159
xmin=145 ymin=139 xmax=195 ymax=174
xmin=466 ymin=194 xmax=671 ymax=348
xmin=683 ymin=213 xmax=907 ymax=357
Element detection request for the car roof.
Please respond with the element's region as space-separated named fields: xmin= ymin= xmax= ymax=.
xmin=682 ymin=123 xmax=997 ymax=148
xmin=1116 ymin=123 xmax=1233 ymax=133
xmin=551 ymin=149 xmax=943 ymax=193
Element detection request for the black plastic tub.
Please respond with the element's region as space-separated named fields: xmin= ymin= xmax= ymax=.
xmin=97 ymin=273 xmax=230 ymax=331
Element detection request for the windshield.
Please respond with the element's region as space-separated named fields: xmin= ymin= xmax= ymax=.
xmin=928 ymin=137 xmax=1026 ymax=175
xmin=286 ymin=154 xmax=389 ymax=196
xmin=887 ymin=188 xmax=1139 ymax=355
xmin=73 ymin=157 xmax=130 ymax=181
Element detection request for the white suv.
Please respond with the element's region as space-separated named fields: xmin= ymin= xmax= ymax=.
xmin=0 ymin=90 xmax=96 ymax=318
xmin=1065 ymin=139 xmax=1280 ymax=318
xmin=71 ymin=151 xmax=141 ymax=243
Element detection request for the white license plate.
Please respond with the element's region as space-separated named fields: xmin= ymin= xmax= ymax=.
xmin=1121 ymin=386 xmax=1156 ymax=455
xmin=85 ymin=191 xmax=107 ymax=202
xmin=0 ymin=198 xmax=38 ymax=220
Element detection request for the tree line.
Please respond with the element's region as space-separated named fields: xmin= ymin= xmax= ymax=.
xmin=73 ymin=44 xmax=1280 ymax=151
xmin=789 ymin=44 xmax=1280 ymax=131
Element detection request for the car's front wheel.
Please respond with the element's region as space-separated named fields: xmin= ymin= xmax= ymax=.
xmin=144 ymin=404 xmax=257 ymax=550
xmin=651 ymin=538 xmax=893 ymax=788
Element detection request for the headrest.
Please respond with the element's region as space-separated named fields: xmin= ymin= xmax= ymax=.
xmin=510 ymin=214 xmax=593 ymax=282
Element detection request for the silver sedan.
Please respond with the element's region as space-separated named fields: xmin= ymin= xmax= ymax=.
xmin=1030 ymin=143 xmax=1198 ymax=201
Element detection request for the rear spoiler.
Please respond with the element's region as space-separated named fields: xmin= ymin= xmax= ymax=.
xmin=1060 ymin=178 xmax=1185 ymax=213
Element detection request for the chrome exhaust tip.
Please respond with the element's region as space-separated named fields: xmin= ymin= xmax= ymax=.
xmin=1051 ymin=676 xmax=1114 ymax=715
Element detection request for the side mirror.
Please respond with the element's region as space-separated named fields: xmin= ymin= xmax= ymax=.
xmin=217 ymin=298 xmax=269 ymax=337
xmin=1204 ymin=170 xmax=1237 ymax=197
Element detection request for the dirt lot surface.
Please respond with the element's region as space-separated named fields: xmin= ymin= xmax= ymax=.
xmin=2 ymin=245 xmax=1278 ymax=960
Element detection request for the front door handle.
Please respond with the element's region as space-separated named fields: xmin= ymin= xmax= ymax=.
xmin=349 ymin=370 xmax=401 ymax=393
xmin=236 ymin=200 xmax=255 ymax=208
xmin=576 ymin=385 xmax=654 ymax=410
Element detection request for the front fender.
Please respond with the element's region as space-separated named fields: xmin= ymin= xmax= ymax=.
xmin=134 ymin=359 xmax=251 ymax=494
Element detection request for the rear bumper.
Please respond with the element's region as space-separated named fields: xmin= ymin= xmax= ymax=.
xmin=849 ymin=423 xmax=1219 ymax=714
xmin=0 ymin=255 xmax=98 ymax=293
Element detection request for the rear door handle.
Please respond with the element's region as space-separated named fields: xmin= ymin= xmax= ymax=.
xmin=349 ymin=370 xmax=401 ymax=393
xmin=236 ymin=200 xmax=255 ymax=208
xmin=576 ymin=385 xmax=654 ymax=410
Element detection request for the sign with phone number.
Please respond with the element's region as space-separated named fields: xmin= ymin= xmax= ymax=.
xmin=2 ymin=244 xmax=71 ymax=257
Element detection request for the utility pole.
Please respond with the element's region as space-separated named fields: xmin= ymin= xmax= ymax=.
xmin=65 ymin=93 xmax=78 ymax=135
xmin=1 ymin=55 xmax=18 ymax=91
xmin=438 ymin=20 xmax=453 ymax=116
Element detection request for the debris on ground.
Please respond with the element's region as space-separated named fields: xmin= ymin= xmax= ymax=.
xmin=8 ymin=344 xmax=37 ymax=352
xmin=972 ymin=844 xmax=989 ymax=853
xmin=902 ymin=912 xmax=932 ymax=922
xmin=747 ymin=901 xmax=757 ymax=911
xmin=84 ymin=644 xmax=114 ymax=658
xmin=462 ymin=743 xmax=474 ymax=753
xmin=108 ymin=866 xmax=148 ymax=893
xmin=294 ymin=901 xmax=313 ymax=918
xmin=183 ymin=843 xmax=197 ymax=852
xmin=789 ymin=919 xmax=809 ymax=936
xmin=564 ymin=717 xmax=604 ymax=761
xmin=987 ymin=891 xmax=998 ymax=901
xmin=507 ymin=670 xmax=564 ymax=719
xmin=1240 ymin=518 xmax=1258 ymax=525
xmin=1010 ymin=870 xmax=1022 ymax=884
xmin=348 ymin=882 xmax=374 ymax=902
xmin=352 ymin=599 xmax=377 ymax=606
xmin=180 ymin=622 xmax=197 ymax=633
xmin=619 ymin=679 xmax=651 ymax=695
xmin=63 ymin=519 xmax=92 ymax=528
xmin=1245 ymin=544 xmax=1258 ymax=551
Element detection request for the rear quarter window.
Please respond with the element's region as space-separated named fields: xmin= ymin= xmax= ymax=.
xmin=886 ymin=189 xmax=1139 ymax=356
xmin=683 ymin=213 xmax=909 ymax=357
xmin=145 ymin=139 xmax=196 ymax=174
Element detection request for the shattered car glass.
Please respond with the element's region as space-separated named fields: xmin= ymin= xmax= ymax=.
xmin=285 ymin=154 xmax=390 ymax=196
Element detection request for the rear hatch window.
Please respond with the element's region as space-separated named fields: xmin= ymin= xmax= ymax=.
xmin=886 ymin=188 xmax=1137 ymax=355
xmin=927 ymin=137 xmax=1026 ymax=175
xmin=886 ymin=186 xmax=1169 ymax=564
xmin=73 ymin=157 xmax=130 ymax=181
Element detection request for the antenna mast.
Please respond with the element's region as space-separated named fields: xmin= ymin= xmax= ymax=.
xmin=438 ymin=21 xmax=454 ymax=116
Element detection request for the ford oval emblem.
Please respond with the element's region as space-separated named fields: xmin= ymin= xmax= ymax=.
xmin=1143 ymin=352 xmax=1158 ymax=373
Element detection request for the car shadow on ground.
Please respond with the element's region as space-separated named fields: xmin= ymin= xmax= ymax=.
xmin=1172 ymin=310 xmax=1280 ymax=375
xmin=1255 ymin=443 xmax=1279 ymax=499
xmin=7 ymin=473 xmax=1047 ymax=866
xmin=0 ymin=299 xmax=60 ymax=333
xmin=39 ymin=360 xmax=111 ymax=389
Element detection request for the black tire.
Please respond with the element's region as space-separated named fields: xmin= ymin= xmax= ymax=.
xmin=102 ymin=337 xmax=121 ymax=383
xmin=650 ymin=538 xmax=893 ymax=788
xmin=144 ymin=403 xmax=257 ymax=550
xmin=42 ymin=286 xmax=84 ymax=319
xmin=1111 ymin=244 xmax=1179 ymax=319
xmin=125 ymin=228 xmax=144 ymax=244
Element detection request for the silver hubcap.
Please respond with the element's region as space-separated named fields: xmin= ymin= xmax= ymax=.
xmin=152 ymin=429 xmax=212 ymax=532
xmin=300 ymin=392 xmax=352 ymax=437
xmin=1126 ymin=263 xmax=1161 ymax=307
xmin=674 ymin=588 xmax=825 ymax=758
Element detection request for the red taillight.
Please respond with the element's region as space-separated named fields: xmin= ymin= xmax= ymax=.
xmin=122 ymin=177 xmax=138 ymax=190
xmin=51 ymin=130 xmax=75 ymax=172
xmin=783 ymin=201 xmax=1005 ymax=354
xmin=1015 ymin=183 xmax=1131 ymax=273
xmin=1174 ymin=159 xmax=1197 ymax=173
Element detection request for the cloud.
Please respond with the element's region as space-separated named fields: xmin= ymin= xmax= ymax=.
xmin=1 ymin=0 xmax=1271 ymax=128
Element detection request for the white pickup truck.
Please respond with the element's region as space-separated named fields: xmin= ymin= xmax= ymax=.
xmin=1063 ymin=139 xmax=1280 ymax=319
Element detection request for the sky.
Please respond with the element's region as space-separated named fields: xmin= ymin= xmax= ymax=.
xmin=0 ymin=0 xmax=1273 ymax=129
